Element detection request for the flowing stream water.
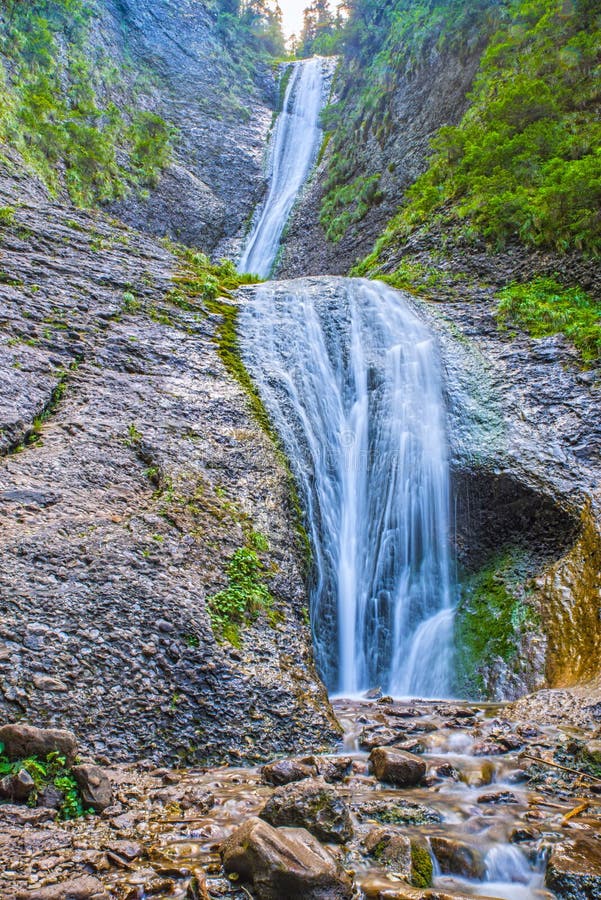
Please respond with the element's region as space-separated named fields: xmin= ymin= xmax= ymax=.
xmin=240 ymin=278 xmax=455 ymax=697
xmin=238 ymin=57 xmax=455 ymax=697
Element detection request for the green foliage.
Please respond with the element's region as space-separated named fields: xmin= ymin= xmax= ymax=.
xmin=0 ymin=205 xmax=16 ymax=226
xmin=364 ymin=0 xmax=601 ymax=255
xmin=319 ymin=0 xmax=495 ymax=243
xmin=207 ymin=533 xmax=276 ymax=646
xmin=320 ymin=172 xmax=382 ymax=242
xmin=411 ymin=843 xmax=434 ymax=888
xmin=0 ymin=748 xmax=87 ymax=820
xmin=0 ymin=0 xmax=173 ymax=206
xmin=454 ymin=552 xmax=538 ymax=698
xmin=497 ymin=277 xmax=601 ymax=362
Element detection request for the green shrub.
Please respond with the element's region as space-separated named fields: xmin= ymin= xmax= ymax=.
xmin=497 ymin=277 xmax=601 ymax=362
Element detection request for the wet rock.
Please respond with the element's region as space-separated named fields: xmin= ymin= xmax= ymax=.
xmin=0 ymin=804 xmax=54 ymax=825
xmin=0 ymin=768 xmax=35 ymax=802
xmin=369 ymin=747 xmax=426 ymax=787
xmin=0 ymin=723 xmax=78 ymax=763
xmin=429 ymin=835 xmax=486 ymax=879
xmin=472 ymin=741 xmax=507 ymax=757
xmin=435 ymin=763 xmax=460 ymax=780
xmin=221 ymin=816 xmax=354 ymax=899
xmin=262 ymin=758 xmax=316 ymax=786
xmin=359 ymin=728 xmax=400 ymax=750
xmin=260 ymin=778 xmax=353 ymax=844
xmin=364 ymin=827 xmax=412 ymax=880
xmin=545 ymin=836 xmax=601 ymax=898
xmin=510 ymin=826 xmax=540 ymax=843
xmin=72 ymin=764 xmax=113 ymax=812
xmin=15 ymin=875 xmax=109 ymax=899
xmin=477 ymin=790 xmax=518 ymax=805
xmin=584 ymin=740 xmax=601 ymax=765
xmin=353 ymin=798 xmax=442 ymax=827
xmin=301 ymin=755 xmax=353 ymax=783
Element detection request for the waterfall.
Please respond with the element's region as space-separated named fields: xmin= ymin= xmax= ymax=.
xmin=239 ymin=58 xmax=328 ymax=278
xmin=240 ymin=278 xmax=455 ymax=697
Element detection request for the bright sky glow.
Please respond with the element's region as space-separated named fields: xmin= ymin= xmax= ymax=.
xmin=279 ymin=0 xmax=334 ymax=40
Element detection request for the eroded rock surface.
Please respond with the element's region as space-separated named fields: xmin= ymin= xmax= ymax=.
xmin=0 ymin=160 xmax=339 ymax=764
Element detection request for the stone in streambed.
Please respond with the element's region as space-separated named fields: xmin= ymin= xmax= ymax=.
xmin=300 ymin=755 xmax=353 ymax=783
xmin=15 ymin=875 xmax=109 ymax=899
xmin=429 ymin=835 xmax=485 ymax=879
xmin=260 ymin=777 xmax=353 ymax=844
xmin=262 ymin=758 xmax=316 ymax=785
xmin=221 ymin=816 xmax=354 ymax=900
xmin=369 ymin=747 xmax=426 ymax=787
xmin=545 ymin=836 xmax=601 ymax=899
xmin=0 ymin=723 xmax=78 ymax=763
xmin=364 ymin=827 xmax=412 ymax=880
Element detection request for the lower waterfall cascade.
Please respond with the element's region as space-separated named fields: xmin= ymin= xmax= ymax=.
xmin=240 ymin=277 xmax=455 ymax=697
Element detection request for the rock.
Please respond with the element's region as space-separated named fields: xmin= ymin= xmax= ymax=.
xmin=32 ymin=675 xmax=68 ymax=692
xmin=369 ymin=747 xmax=426 ymax=787
xmin=584 ymin=740 xmax=601 ymax=765
xmin=545 ymin=836 xmax=601 ymax=899
xmin=38 ymin=784 xmax=65 ymax=810
xmin=429 ymin=835 xmax=485 ymax=879
xmin=472 ymin=741 xmax=507 ymax=757
xmin=72 ymin=764 xmax=113 ymax=812
xmin=0 ymin=767 xmax=35 ymax=801
xmin=477 ymin=791 xmax=518 ymax=805
xmin=0 ymin=723 xmax=78 ymax=763
xmin=260 ymin=778 xmax=353 ymax=844
xmin=15 ymin=875 xmax=109 ymax=899
xmin=510 ymin=826 xmax=540 ymax=843
xmin=354 ymin=798 xmax=442 ymax=827
xmin=301 ymin=755 xmax=353 ymax=783
xmin=221 ymin=816 xmax=354 ymax=900
xmin=0 ymin=804 xmax=55 ymax=825
xmin=262 ymin=758 xmax=316 ymax=786
xmin=364 ymin=828 xmax=412 ymax=880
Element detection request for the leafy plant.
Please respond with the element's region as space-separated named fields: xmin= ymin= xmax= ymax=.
xmin=0 ymin=746 xmax=87 ymax=820
xmin=497 ymin=276 xmax=601 ymax=362
xmin=207 ymin=533 xmax=276 ymax=647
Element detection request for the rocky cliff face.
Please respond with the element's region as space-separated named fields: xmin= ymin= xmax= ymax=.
xmin=98 ymin=0 xmax=276 ymax=256
xmin=276 ymin=41 xmax=484 ymax=278
xmin=0 ymin=152 xmax=340 ymax=763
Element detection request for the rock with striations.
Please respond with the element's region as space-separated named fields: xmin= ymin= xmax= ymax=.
xmin=260 ymin=778 xmax=353 ymax=844
xmin=221 ymin=816 xmax=354 ymax=900
xmin=0 ymin=723 xmax=78 ymax=764
xmin=262 ymin=758 xmax=317 ymax=786
xmin=369 ymin=747 xmax=426 ymax=787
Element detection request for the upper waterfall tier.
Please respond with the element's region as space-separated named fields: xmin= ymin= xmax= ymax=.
xmin=239 ymin=58 xmax=329 ymax=278
xmin=240 ymin=277 xmax=455 ymax=698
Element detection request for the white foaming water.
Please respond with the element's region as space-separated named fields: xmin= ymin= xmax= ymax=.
xmin=240 ymin=277 xmax=455 ymax=696
xmin=239 ymin=58 xmax=328 ymax=278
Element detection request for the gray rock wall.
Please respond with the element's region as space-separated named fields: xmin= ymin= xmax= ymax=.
xmin=0 ymin=154 xmax=340 ymax=763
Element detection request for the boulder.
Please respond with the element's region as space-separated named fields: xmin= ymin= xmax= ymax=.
xmin=369 ymin=747 xmax=426 ymax=787
xmin=364 ymin=827 xmax=412 ymax=880
xmin=0 ymin=723 xmax=78 ymax=763
xmin=72 ymin=764 xmax=113 ymax=812
xmin=221 ymin=816 xmax=354 ymax=900
xmin=301 ymin=755 xmax=353 ymax=783
xmin=261 ymin=778 xmax=353 ymax=844
xmin=262 ymin=758 xmax=316 ymax=786
xmin=0 ymin=768 xmax=35 ymax=802
xmin=545 ymin=836 xmax=601 ymax=899
xmin=429 ymin=835 xmax=485 ymax=880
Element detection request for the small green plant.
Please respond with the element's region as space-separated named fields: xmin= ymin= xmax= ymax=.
xmin=0 ymin=746 xmax=88 ymax=820
xmin=125 ymin=423 xmax=142 ymax=446
xmin=122 ymin=290 xmax=140 ymax=312
xmin=207 ymin=534 xmax=276 ymax=647
xmin=185 ymin=633 xmax=200 ymax=648
xmin=0 ymin=205 xmax=16 ymax=227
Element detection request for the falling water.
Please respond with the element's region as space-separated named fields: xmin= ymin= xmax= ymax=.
xmin=239 ymin=57 xmax=328 ymax=278
xmin=240 ymin=277 xmax=455 ymax=697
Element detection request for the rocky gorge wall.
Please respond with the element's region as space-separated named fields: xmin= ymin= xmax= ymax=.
xmin=0 ymin=152 xmax=340 ymax=763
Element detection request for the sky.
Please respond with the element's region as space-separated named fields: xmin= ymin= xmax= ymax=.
xmin=279 ymin=0 xmax=334 ymax=40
